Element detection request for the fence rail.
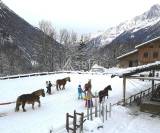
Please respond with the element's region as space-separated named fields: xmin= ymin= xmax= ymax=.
xmin=112 ymin=83 xmax=160 ymax=106
xmin=0 ymin=71 xmax=110 ymax=80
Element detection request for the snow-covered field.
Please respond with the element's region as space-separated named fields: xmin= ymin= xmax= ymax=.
xmin=0 ymin=72 xmax=160 ymax=133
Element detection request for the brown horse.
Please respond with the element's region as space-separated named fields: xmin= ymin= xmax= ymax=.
xmin=15 ymin=89 xmax=45 ymax=112
xmin=84 ymin=79 xmax=92 ymax=92
xmin=98 ymin=85 xmax=112 ymax=103
xmin=56 ymin=77 xmax=71 ymax=90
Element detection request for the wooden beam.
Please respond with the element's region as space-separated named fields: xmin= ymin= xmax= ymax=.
xmin=152 ymin=70 xmax=155 ymax=95
xmin=126 ymin=76 xmax=160 ymax=81
xmin=121 ymin=63 xmax=160 ymax=77
xmin=123 ymin=77 xmax=126 ymax=106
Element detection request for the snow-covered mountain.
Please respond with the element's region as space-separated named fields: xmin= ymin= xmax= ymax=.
xmin=91 ymin=4 xmax=160 ymax=46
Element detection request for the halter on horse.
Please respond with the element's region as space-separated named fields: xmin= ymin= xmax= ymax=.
xmin=15 ymin=89 xmax=45 ymax=112
xmin=56 ymin=77 xmax=71 ymax=91
xmin=98 ymin=85 xmax=112 ymax=103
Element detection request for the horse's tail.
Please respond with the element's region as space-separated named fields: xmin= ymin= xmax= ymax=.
xmin=15 ymin=96 xmax=21 ymax=112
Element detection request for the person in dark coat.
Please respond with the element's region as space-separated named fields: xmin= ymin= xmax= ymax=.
xmin=46 ymin=81 xmax=52 ymax=94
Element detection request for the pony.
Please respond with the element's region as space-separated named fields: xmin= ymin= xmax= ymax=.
xmin=84 ymin=79 xmax=92 ymax=93
xmin=56 ymin=77 xmax=71 ymax=90
xmin=98 ymin=85 xmax=112 ymax=103
xmin=15 ymin=89 xmax=45 ymax=112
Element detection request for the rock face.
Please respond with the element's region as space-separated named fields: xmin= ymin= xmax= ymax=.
xmin=0 ymin=1 xmax=65 ymax=75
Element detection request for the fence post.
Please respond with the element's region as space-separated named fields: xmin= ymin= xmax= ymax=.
xmin=95 ymin=92 xmax=98 ymax=117
xmin=80 ymin=112 xmax=84 ymax=133
xmin=106 ymin=104 xmax=108 ymax=120
xmin=102 ymin=99 xmax=104 ymax=123
xmin=99 ymin=103 xmax=101 ymax=117
xmin=109 ymin=103 xmax=111 ymax=118
xmin=73 ymin=110 xmax=76 ymax=133
xmin=66 ymin=113 xmax=69 ymax=132
xmin=90 ymin=99 xmax=93 ymax=121
xmin=87 ymin=106 xmax=89 ymax=120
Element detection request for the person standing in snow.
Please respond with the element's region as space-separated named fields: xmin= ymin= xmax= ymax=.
xmin=78 ymin=84 xmax=83 ymax=99
xmin=46 ymin=81 xmax=52 ymax=94
xmin=48 ymin=81 xmax=52 ymax=94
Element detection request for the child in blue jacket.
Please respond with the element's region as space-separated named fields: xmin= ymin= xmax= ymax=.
xmin=78 ymin=84 xmax=83 ymax=99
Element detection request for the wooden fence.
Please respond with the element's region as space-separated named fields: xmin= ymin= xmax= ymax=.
xmin=112 ymin=83 xmax=160 ymax=106
xmin=0 ymin=71 xmax=109 ymax=80
xmin=66 ymin=110 xmax=85 ymax=133
xmin=86 ymin=97 xmax=112 ymax=123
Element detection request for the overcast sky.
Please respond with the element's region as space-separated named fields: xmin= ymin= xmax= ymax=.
xmin=2 ymin=0 xmax=160 ymax=34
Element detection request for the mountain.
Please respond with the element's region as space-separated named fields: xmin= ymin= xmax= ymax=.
xmin=90 ymin=4 xmax=160 ymax=46
xmin=68 ymin=4 xmax=160 ymax=70
xmin=81 ymin=4 xmax=160 ymax=67
xmin=0 ymin=1 xmax=65 ymax=75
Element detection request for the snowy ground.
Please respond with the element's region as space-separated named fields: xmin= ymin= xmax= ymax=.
xmin=0 ymin=72 xmax=160 ymax=133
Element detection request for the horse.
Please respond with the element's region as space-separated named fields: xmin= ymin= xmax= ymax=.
xmin=15 ymin=89 xmax=45 ymax=112
xmin=84 ymin=79 xmax=92 ymax=93
xmin=98 ymin=85 xmax=112 ymax=103
xmin=56 ymin=77 xmax=71 ymax=90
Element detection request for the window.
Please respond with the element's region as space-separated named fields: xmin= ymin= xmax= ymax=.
xmin=129 ymin=61 xmax=133 ymax=67
xmin=143 ymin=52 xmax=148 ymax=58
xmin=153 ymin=52 xmax=158 ymax=58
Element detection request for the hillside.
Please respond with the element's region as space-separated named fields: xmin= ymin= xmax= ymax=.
xmin=0 ymin=1 xmax=65 ymax=76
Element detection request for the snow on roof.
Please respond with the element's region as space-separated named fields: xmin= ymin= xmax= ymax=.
xmin=91 ymin=64 xmax=104 ymax=69
xmin=117 ymin=49 xmax=138 ymax=60
xmin=112 ymin=61 xmax=160 ymax=77
xmin=135 ymin=36 xmax=160 ymax=48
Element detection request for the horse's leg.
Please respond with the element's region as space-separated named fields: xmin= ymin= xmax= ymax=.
xmin=37 ymin=98 xmax=41 ymax=107
xmin=22 ymin=102 xmax=26 ymax=112
xmin=15 ymin=103 xmax=20 ymax=112
xmin=32 ymin=102 xmax=35 ymax=110
xmin=56 ymin=83 xmax=58 ymax=91
xmin=60 ymin=85 xmax=62 ymax=90
xmin=99 ymin=97 xmax=102 ymax=103
xmin=38 ymin=100 xmax=41 ymax=107
xmin=63 ymin=85 xmax=65 ymax=90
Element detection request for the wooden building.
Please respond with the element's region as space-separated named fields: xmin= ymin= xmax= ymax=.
xmin=117 ymin=36 xmax=160 ymax=68
xmin=113 ymin=62 xmax=160 ymax=110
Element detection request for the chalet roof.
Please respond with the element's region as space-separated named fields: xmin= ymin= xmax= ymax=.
xmin=112 ymin=61 xmax=160 ymax=77
xmin=117 ymin=49 xmax=138 ymax=60
xmin=135 ymin=36 xmax=160 ymax=48
xmin=117 ymin=36 xmax=160 ymax=60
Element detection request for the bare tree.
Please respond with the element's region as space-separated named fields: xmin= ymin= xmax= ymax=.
xmin=39 ymin=20 xmax=57 ymax=40
xmin=70 ymin=31 xmax=78 ymax=45
xmin=38 ymin=20 xmax=57 ymax=71
xmin=59 ymin=28 xmax=70 ymax=45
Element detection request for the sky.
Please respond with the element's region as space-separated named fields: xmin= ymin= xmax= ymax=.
xmin=2 ymin=0 xmax=160 ymax=34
